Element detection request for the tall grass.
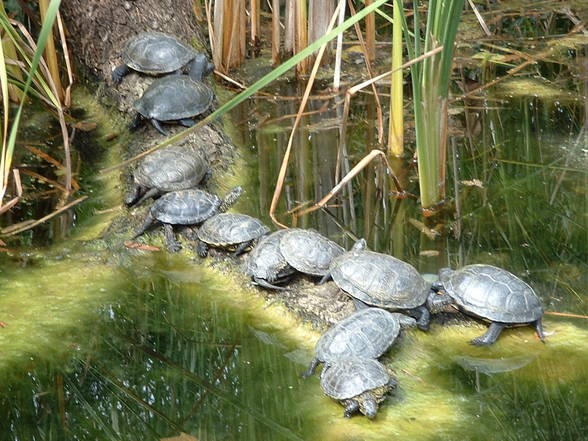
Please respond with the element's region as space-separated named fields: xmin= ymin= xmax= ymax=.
xmin=396 ymin=0 xmax=465 ymax=209
xmin=0 ymin=0 xmax=72 ymax=215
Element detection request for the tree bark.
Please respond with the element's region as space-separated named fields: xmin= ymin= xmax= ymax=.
xmin=60 ymin=0 xmax=207 ymax=82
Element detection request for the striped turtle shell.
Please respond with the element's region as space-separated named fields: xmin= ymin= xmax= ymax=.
xmin=320 ymin=357 xmax=391 ymax=400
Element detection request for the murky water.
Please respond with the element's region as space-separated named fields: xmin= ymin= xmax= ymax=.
xmin=1 ymin=21 xmax=588 ymax=441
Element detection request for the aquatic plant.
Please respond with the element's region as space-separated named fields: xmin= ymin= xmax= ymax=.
xmin=0 ymin=0 xmax=75 ymax=226
xmin=395 ymin=0 xmax=465 ymax=209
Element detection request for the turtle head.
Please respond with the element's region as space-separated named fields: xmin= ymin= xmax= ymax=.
xmin=351 ymin=238 xmax=367 ymax=252
xmin=219 ymin=186 xmax=243 ymax=213
xmin=188 ymin=53 xmax=213 ymax=82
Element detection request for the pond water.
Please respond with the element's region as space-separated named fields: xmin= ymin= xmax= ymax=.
xmin=1 ymin=25 xmax=587 ymax=441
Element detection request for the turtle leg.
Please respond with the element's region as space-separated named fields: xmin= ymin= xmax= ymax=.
xmin=133 ymin=187 xmax=160 ymax=207
xmin=470 ymin=322 xmax=506 ymax=346
xmin=162 ymin=224 xmax=182 ymax=252
xmin=197 ymin=239 xmax=209 ymax=257
xmin=343 ymin=400 xmax=360 ymax=418
xmin=125 ymin=183 xmax=143 ymax=206
xmin=112 ymin=64 xmax=131 ymax=84
xmin=413 ymin=306 xmax=431 ymax=332
xmin=352 ymin=298 xmax=370 ymax=311
xmin=302 ymin=358 xmax=320 ymax=378
xmin=253 ymin=276 xmax=288 ymax=291
xmin=151 ymin=119 xmax=168 ymax=136
xmin=233 ymin=240 xmax=254 ymax=256
xmin=534 ymin=318 xmax=546 ymax=343
xmin=200 ymin=168 xmax=212 ymax=186
xmin=318 ymin=272 xmax=332 ymax=285
xmin=129 ymin=113 xmax=144 ymax=131
xmin=360 ymin=396 xmax=379 ymax=419
xmin=133 ymin=214 xmax=157 ymax=239
xmin=178 ymin=118 xmax=195 ymax=128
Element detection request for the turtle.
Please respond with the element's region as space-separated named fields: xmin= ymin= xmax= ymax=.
xmin=321 ymin=239 xmax=442 ymax=331
xmin=197 ymin=213 xmax=270 ymax=257
xmin=430 ymin=264 xmax=545 ymax=346
xmin=132 ymin=186 xmax=242 ymax=252
xmin=244 ymin=230 xmax=296 ymax=290
xmin=303 ymin=308 xmax=416 ymax=378
xmin=320 ymin=357 xmax=397 ymax=419
xmin=125 ymin=145 xmax=210 ymax=207
xmin=278 ymin=229 xmax=344 ymax=277
xmin=112 ymin=32 xmax=206 ymax=84
xmin=131 ymin=72 xmax=214 ymax=136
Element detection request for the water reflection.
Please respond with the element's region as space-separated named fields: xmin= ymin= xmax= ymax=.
xmin=1 ymin=257 xmax=311 ymax=441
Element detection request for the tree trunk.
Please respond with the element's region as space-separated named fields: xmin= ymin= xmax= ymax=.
xmin=60 ymin=0 xmax=207 ymax=82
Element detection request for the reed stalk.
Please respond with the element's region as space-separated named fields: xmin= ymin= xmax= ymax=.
xmin=365 ymin=0 xmax=375 ymax=61
xmin=295 ymin=0 xmax=309 ymax=75
xmin=387 ymin=0 xmax=404 ymax=156
xmin=271 ymin=0 xmax=281 ymax=65
xmin=284 ymin=0 xmax=295 ymax=55
xmin=250 ymin=0 xmax=260 ymax=46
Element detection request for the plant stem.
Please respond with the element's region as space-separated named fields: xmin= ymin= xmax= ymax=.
xmin=387 ymin=0 xmax=404 ymax=156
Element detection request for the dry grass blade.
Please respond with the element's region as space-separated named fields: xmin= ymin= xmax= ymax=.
xmin=269 ymin=3 xmax=342 ymax=228
xmin=18 ymin=168 xmax=68 ymax=192
xmin=467 ymin=0 xmax=491 ymax=36
xmin=56 ymin=11 xmax=74 ymax=107
xmin=0 ymin=169 xmax=22 ymax=215
xmin=24 ymin=145 xmax=80 ymax=190
xmin=0 ymin=195 xmax=87 ymax=237
xmin=544 ymin=311 xmax=588 ymax=320
xmin=296 ymin=149 xmax=403 ymax=217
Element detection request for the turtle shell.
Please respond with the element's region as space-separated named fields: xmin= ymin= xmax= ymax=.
xmin=134 ymin=75 xmax=213 ymax=122
xmin=279 ymin=229 xmax=344 ymax=276
xmin=134 ymin=145 xmax=207 ymax=192
xmin=122 ymin=32 xmax=195 ymax=74
xmin=320 ymin=357 xmax=391 ymax=400
xmin=439 ymin=264 xmax=543 ymax=323
xmin=150 ymin=189 xmax=220 ymax=225
xmin=330 ymin=249 xmax=429 ymax=309
xmin=245 ymin=230 xmax=294 ymax=281
xmin=315 ymin=308 xmax=401 ymax=363
xmin=197 ymin=213 xmax=269 ymax=247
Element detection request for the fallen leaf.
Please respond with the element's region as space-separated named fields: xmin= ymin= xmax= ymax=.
xmin=419 ymin=250 xmax=440 ymax=257
xmin=0 ymin=322 xmax=6 ymax=328
xmin=161 ymin=433 xmax=199 ymax=441
xmin=461 ymin=179 xmax=483 ymax=188
xmin=74 ymin=120 xmax=98 ymax=131
xmin=0 ymin=239 xmax=5 ymax=245
xmin=124 ymin=240 xmax=161 ymax=252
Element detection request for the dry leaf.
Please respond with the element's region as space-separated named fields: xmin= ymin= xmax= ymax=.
xmin=0 ymin=239 xmax=5 ymax=246
xmin=161 ymin=433 xmax=199 ymax=441
xmin=419 ymin=250 xmax=440 ymax=257
xmin=124 ymin=240 xmax=161 ymax=252
xmin=460 ymin=179 xmax=484 ymax=188
xmin=0 ymin=321 xmax=7 ymax=328
xmin=408 ymin=218 xmax=440 ymax=240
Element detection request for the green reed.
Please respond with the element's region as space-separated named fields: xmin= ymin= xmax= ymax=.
xmin=395 ymin=0 xmax=465 ymax=209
